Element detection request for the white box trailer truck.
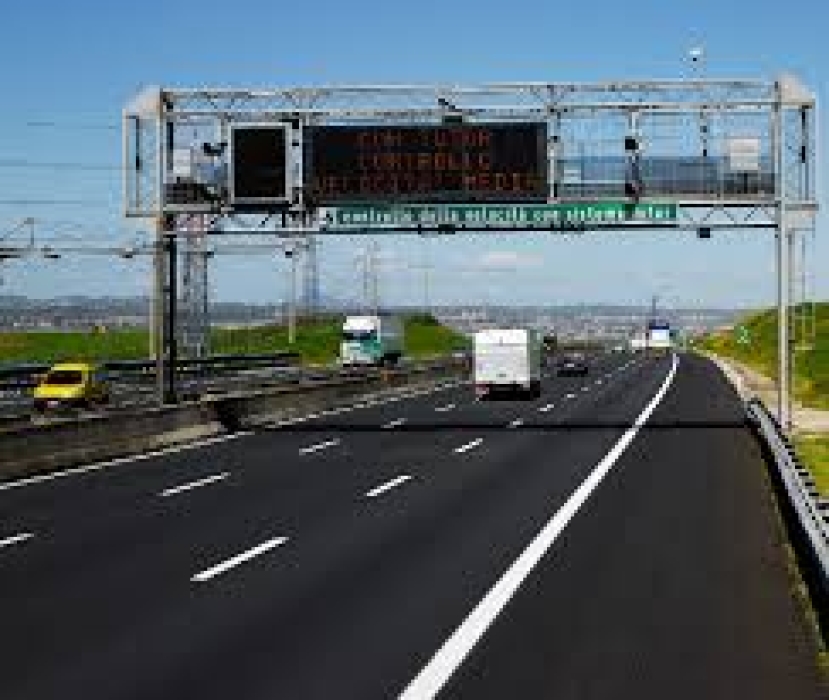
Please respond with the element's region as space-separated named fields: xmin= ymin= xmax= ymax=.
xmin=340 ymin=315 xmax=404 ymax=367
xmin=474 ymin=328 xmax=542 ymax=399
xmin=646 ymin=321 xmax=672 ymax=354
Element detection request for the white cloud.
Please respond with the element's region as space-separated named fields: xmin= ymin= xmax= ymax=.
xmin=475 ymin=250 xmax=544 ymax=271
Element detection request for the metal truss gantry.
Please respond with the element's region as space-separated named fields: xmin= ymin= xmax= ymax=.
xmin=124 ymin=76 xmax=817 ymax=426
xmin=179 ymin=215 xmax=210 ymax=359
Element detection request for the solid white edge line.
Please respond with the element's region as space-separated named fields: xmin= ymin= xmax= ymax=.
xmin=383 ymin=418 xmax=407 ymax=429
xmin=0 ymin=532 xmax=34 ymax=549
xmin=435 ymin=403 xmax=456 ymax=412
xmin=0 ymin=432 xmax=250 ymax=494
xmin=508 ymin=419 xmax=524 ymax=428
xmin=365 ymin=474 xmax=413 ymax=498
xmin=400 ymin=353 xmax=679 ymax=700
xmin=160 ymin=471 xmax=230 ymax=498
xmin=191 ymin=536 xmax=289 ymax=583
xmin=299 ymin=439 xmax=340 ymax=455
xmin=454 ymin=438 xmax=483 ymax=454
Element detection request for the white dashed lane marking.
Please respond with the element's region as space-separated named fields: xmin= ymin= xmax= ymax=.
xmin=383 ymin=418 xmax=407 ymax=429
xmin=454 ymin=439 xmax=483 ymax=454
xmin=299 ymin=439 xmax=340 ymax=455
xmin=0 ymin=532 xmax=34 ymax=549
xmin=191 ymin=537 xmax=289 ymax=583
xmin=160 ymin=472 xmax=230 ymax=498
xmin=365 ymin=474 xmax=413 ymax=499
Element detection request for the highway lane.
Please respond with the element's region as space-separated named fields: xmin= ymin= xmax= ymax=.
xmin=439 ymin=353 xmax=828 ymax=699
xmin=0 ymin=353 xmax=824 ymax=699
xmin=0 ymin=352 xmax=626 ymax=533
xmin=0 ymin=352 xmax=637 ymax=690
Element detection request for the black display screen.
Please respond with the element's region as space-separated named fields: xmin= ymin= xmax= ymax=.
xmin=231 ymin=126 xmax=288 ymax=204
xmin=305 ymin=123 xmax=548 ymax=204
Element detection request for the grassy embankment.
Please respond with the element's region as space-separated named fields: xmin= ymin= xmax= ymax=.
xmin=697 ymin=302 xmax=829 ymax=493
xmin=0 ymin=313 xmax=469 ymax=367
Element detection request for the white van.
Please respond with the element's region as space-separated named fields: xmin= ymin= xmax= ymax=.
xmin=473 ymin=328 xmax=542 ymax=399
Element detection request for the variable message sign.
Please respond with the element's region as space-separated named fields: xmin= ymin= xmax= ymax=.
xmin=230 ymin=124 xmax=290 ymax=206
xmin=306 ymin=123 xmax=547 ymax=205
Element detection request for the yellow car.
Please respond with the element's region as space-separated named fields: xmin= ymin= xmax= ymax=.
xmin=33 ymin=362 xmax=110 ymax=413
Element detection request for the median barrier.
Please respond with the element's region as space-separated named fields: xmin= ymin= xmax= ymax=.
xmin=0 ymin=359 xmax=468 ymax=484
xmin=0 ymin=402 xmax=222 ymax=482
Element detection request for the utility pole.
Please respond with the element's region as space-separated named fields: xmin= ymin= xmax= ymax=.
xmin=371 ymin=241 xmax=379 ymax=315
xmin=800 ymin=228 xmax=808 ymax=349
xmin=359 ymin=241 xmax=380 ymax=314
xmin=285 ymin=246 xmax=297 ymax=345
xmin=361 ymin=245 xmax=370 ymax=312
xmin=302 ymin=234 xmax=320 ymax=317
xmin=422 ymin=237 xmax=432 ymax=316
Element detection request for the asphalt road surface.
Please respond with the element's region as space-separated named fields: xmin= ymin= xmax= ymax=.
xmin=0 ymin=353 xmax=825 ymax=699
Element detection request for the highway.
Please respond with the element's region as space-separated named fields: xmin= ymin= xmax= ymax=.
xmin=0 ymin=353 xmax=825 ymax=699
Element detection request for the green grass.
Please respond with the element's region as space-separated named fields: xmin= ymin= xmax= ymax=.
xmin=792 ymin=434 xmax=829 ymax=496
xmin=0 ymin=313 xmax=469 ymax=367
xmin=696 ymin=302 xmax=829 ymax=410
xmin=0 ymin=329 xmax=148 ymax=365
xmin=213 ymin=313 xmax=469 ymax=365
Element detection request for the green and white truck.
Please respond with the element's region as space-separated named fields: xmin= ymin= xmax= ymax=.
xmin=340 ymin=315 xmax=404 ymax=367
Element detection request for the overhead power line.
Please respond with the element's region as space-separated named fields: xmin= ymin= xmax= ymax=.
xmin=0 ymin=159 xmax=120 ymax=171
xmin=0 ymin=199 xmax=115 ymax=206
xmin=20 ymin=120 xmax=119 ymax=131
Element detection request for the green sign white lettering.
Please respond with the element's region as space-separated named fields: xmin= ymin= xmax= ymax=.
xmin=326 ymin=202 xmax=678 ymax=229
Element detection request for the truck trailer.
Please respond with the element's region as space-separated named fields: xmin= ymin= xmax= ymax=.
xmin=340 ymin=315 xmax=404 ymax=367
xmin=473 ymin=328 xmax=542 ymax=399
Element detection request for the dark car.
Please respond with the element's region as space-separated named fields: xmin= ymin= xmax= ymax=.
xmin=556 ymin=352 xmax=588 ymax=377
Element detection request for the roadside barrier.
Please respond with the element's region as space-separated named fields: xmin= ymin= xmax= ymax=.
xmin=747 ymin=398 xmax=829 ymax=637
xmin=0 ymin=360 xmax=467 ymax=483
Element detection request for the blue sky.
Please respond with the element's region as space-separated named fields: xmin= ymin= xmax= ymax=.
xmin=0 ymin=0 xmax=826 ymax=309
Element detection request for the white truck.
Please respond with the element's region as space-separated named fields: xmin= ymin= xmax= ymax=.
xmin=473 ymin=328 xmax=542 ymax=399
xmin=340 ymin=315 xmax=404 ymax=367
xmin=646 ymin=321 xmax=673 ymax=353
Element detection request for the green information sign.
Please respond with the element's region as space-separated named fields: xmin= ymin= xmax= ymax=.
xmin=326 ymin=201 xmax=678 ymax=229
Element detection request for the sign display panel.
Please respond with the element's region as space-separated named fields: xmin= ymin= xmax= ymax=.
xmin=230 ymin=124 xmax=290 ymax=206
xmin=306 ymin=123 xmax=548 ymax=204
xmin=326 ymin=201 xmax=678 ymax=229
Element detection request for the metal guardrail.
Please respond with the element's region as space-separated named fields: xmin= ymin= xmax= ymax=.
xmin=0 ymin=357 xmax=469 ymax=481
xmin=0 ymin=352 xmax=301 ymax=390
xmin=746 ymin=398 xmax=829 ymax=621
xmin=0 ymin=357 xmax=467 ymax=429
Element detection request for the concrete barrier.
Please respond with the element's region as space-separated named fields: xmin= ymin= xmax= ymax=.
xmin=0 ymin=402 xmax=222 ymax=482
xmin=0 ymin=361 xmax=467 ymax=484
